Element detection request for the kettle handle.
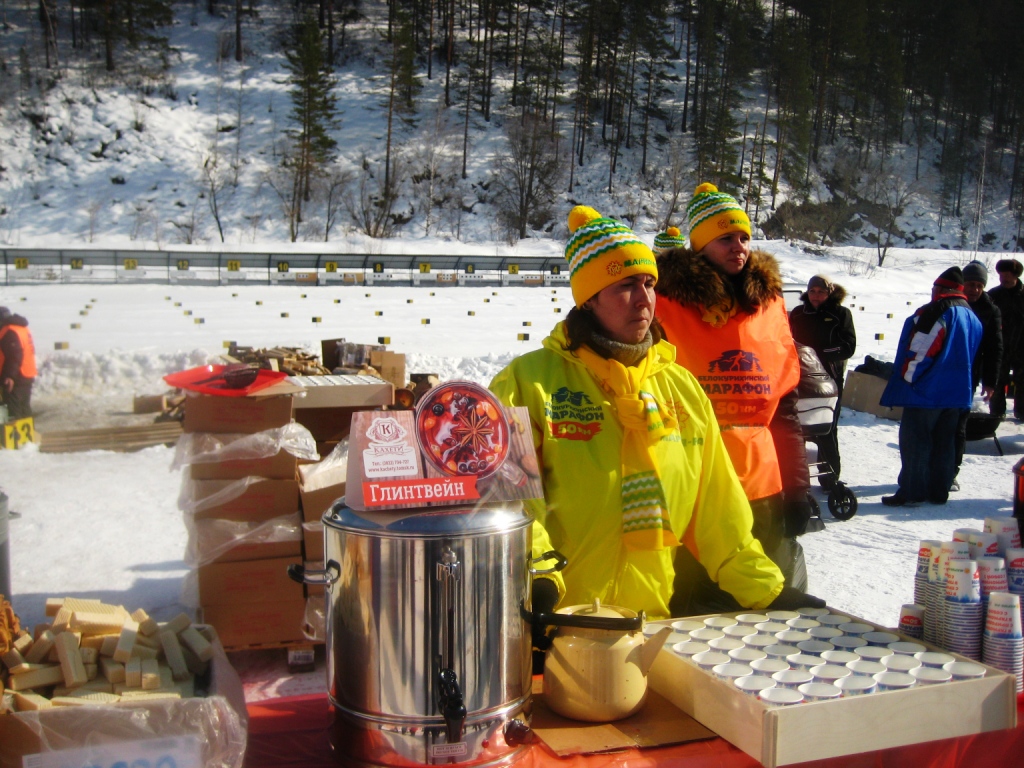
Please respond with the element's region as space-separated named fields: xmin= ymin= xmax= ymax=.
xmin=287 ymin=560 xmax=340 ymax=586
xmin=529 ymin=550 xmax=568 ymax=575
xmin=521 ymin=602 xmax=645 ymax=631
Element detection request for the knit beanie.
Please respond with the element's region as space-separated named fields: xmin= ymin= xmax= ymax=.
xmin=934 ymin=266 xmax=964 ymax=292
xmin=685 ymin=182 xmax=751 ymax=253
xmin=807 ymin=275 xmax=834 ymax=293
xmin=564 ymin=205 xmax=658 ymax=307
xmin=653 ymin=225 xmax=686 ymax=255
xmin=996 ymin=258 xmax=1024 ymax=278
xmin=962 ymin=260 xmax=988 ymax=286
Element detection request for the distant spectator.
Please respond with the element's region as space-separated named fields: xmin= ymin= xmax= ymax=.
xmin=989 ymin=258 xmax=1024 ymax=420
xmin=953 ymin=261 xmax=1002 ymax=490
xmin=0 ymin=306 xmax=37 ymax=420
xmin=789 ymin=275 xmax=857 ymax=488
xmin=880 ymin=268 xmax=982 ymax=507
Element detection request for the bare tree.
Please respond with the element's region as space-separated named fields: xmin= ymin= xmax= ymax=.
xmin=344 ymin=153 xmax=411 ymax=238
xmin=657 ymin=136 xmax=691 ymax=230
xmin=491 ymin=113 xmax=563 ymax=243
xmin=860 ymin=156 xmax=917 ymax=266
xmin=411 ymin=105 xmax=460 ymax=236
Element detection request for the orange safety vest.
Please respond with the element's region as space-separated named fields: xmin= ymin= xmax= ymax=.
xmin=0 ymin=324 xmax=37 ymax=378
xmin=658 ymin=294 xmax=799 ymax=501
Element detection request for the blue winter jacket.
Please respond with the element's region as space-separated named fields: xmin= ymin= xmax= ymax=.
xmin=880 ymin=296 xmax=983 ymax=409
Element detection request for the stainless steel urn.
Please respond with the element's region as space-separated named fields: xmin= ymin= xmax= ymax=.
xmin=297 ymin=500 xmax=535 ymax=768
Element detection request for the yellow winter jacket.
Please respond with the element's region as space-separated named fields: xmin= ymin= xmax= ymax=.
xmin=489 ymin=321 xmax=784 ymax=619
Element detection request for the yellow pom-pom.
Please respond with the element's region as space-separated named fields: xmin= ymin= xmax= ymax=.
xmin=666 ymin=226 xmax=680 ymax=237
xmin=694 ymin=182 xmax=718 ymax=195
xmin=568 ymin=205 xmax=601 ymax=234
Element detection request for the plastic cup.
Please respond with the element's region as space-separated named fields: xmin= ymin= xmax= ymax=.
xmin=807 ymin=626 xmax=844 ymax=640
xmin=704 ymin=615 xmax=738 ymax=629
xmin=798 ymin=682 xmax=842 ymax=701
xmin=830 ymin=635 xmax=868 ymax=650
xmin=816 ymin=614 xmax=852 ymax=627
xmin=750 ymin=657 xmax=790 ymax=675
xmin=873 ymin=671 xmax=917 ymax=691
xmin=712 ymin=662 xmax=754 ymax=681
xmin=775 ymin=630 xmax=812 ymax=645
xmin=881 ymin=654 xmax=922 ymax=672
xmin=786 ymin=653 xmax=825 ymax=671
xmin=809 ymin=663 xmax=852 ymax=684
xmin=786 ymin=618 xmax=821 ymax=630
xmin=943 ymin=661 xmax=987 ymax=680
xmin=820 ymin=650 xmax=860 ymax=665
xmin=838 ymin=622 xmax=874 ymax=636
xmin=797 ymin=606 xmax=830 ymax=618
xmin=984 ymin=517 xmax=1022 ymax=554
xmin=766 ymin=610 xmax=801 ymax=622
xmin=689 ymin=627 xmax=725 ymax=643
xmin=897 ymin=604 xmax=925 ymax=632
xmin=734 ymin=674 xmax=776 ymax=695
xmin=917 ymin=540 xmax=942 ymax=577
xmin=741 ymin=633 xmax=776 ymax=650
xmin=670 ymin=619 xmax=704 ymax=634
xmin=672 ymin=640 xmax=710 ymax=658
xmin=968 ymin=532 xmax=1000 ymax=561
xmin=854 ymin=645 xmax=894 ymax=662
xmin=772 ymin=669 xmax=813 ymax=689
xmin=722 ymin=624 xmax=758 ymax=639
xmin=952 ymin=527 xmax=981 ymax=543
xmin=759 ymin=686 xmax=804 ymax=706
xmin=985 ymin=592 xmax=1023 ymax=635
xmin=754 ymin=621 xmax=790 ymax=635
xmin=736 ymin=613 xmax=769 ymax=625
xmin=836 ymin=675 xmax=876 ymax=696
xmin=729 ymin=646 xmax=768 ymax=664
xmin=846 ymin=659 xmax=887 ymax=677
xmin=862 ymin=631 xmax=901 ymax=646
xmin=946 ymin=570 xmax=981 ymax=602
xmin=796 ymin=639 xmax=835 ymax=656
xmin=911 ymin=666 xmax=952 ymax=685
xmin=691 ymin=650 xmax=731 ymax=670
xmin=915 ymin=651 xmax=956 ymax=668
xmin=887 ymin=641 xmax=927 ymax=656
xmin=763 ymin=643 xmax=798 ymax=660
xmin=708 ymin=636 xmax=746 ymax=652
xmin=977 ymin=557 xmax=1009 ymax=596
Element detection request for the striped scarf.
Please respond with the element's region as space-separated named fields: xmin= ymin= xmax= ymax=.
xmin=575 ymin=345 xmax=679 ymax=550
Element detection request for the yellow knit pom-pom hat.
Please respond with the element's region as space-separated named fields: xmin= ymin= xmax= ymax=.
xmin=564 ymin=205 xmax=657 ymax=307
xmin=653 ymin=225 xmax=686 ymax=255
xmin=686 ymin=182 xmax=751 ymax=253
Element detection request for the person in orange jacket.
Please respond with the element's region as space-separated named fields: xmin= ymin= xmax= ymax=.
xmin=653 ymin=184 xmax=813 ymax=616
xmin=0 ymin=306 xmax=37 ymax=420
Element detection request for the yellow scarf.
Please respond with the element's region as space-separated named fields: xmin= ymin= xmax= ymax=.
xmin=576 ymin=345 xmax=679 ymax=550
xmin=701 ymin=295 xmax=739 ymax=328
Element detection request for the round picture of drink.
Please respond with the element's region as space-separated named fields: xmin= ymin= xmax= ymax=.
xmin=415 ymin=381 xmax=511 ymax=480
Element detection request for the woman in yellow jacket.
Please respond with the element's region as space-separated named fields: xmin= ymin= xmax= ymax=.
xmin=654 ymin=184 xmax=814 ymax=616
xmin=489 ymin=206 xmax=824 ymax=650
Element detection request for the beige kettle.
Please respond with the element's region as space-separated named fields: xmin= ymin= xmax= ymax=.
xmin=540 ymin=599 xmax=673 ymax=722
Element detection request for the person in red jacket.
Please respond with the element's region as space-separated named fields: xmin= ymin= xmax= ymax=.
xmin=0 ymin=307 xmax=37 ymax=420
xmin=654 ymin=183 xmax=813 ymax=616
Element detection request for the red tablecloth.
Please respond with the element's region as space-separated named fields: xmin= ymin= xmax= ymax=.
xmin=244 ymin=693 xmax=1024 ymax=768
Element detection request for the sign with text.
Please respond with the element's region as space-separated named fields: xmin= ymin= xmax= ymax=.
xmin=347 ymin=382 xmax=543 ymax=511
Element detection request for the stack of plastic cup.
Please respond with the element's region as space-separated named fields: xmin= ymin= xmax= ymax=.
xmin=915 ymin=540 xmax=941 ymax=607
xmin=1006 ymin=548 xmax=1024 ymax=632
xmin=968 ymin=531 xmax=1000 ymax=561
xmin=943 ymin=559 xmax=983 ymax=660
xmin=898 ymin=603 xmax=925 ymax=639
xmin=952 ymin=527 xmax=981 ymax=543
xmin=977 ymin=557 xmax=1009 ymax=606
xmin=981 ymin=591 xmax=1024 ymax=692
xmin=984 ymin=517 xmax=1022 ymax=556
xmin=931 ymin=540 xmax=970 ymax=648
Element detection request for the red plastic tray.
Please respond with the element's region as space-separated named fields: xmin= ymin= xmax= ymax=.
xmin=163 ymin=364 xmax=288 ymax=397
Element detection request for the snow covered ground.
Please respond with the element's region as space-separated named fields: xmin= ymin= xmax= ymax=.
xmin=2 ymin=241 xmax=1022 ymax=640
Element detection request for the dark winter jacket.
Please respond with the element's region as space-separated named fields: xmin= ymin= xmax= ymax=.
xmin=655 ymin=247 xmax=809 ymax=499
xmin=0 ymin=313 xmax=35 ymax=382
xmin=989 ymin=280 xmax=1024 ymax=367
xmin=967 ymin=291 xmax=1002 ymax=392
xmin=788 ymin=285 xmax=857 ymax=392
xmin=880 ymin=295 xmax=983 ymax=410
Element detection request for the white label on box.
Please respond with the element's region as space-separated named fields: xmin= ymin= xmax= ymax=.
xmin=429 ymin=742 xmax=468 ymax=758
xmin=362 ymin=416 xmax=418 ymax=477
xmin=24 ymin=735 xmax=202 ymax=768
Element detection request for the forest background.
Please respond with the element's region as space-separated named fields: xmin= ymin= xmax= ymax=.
xmin=1 ymin=0 xmax=1022 ymax=261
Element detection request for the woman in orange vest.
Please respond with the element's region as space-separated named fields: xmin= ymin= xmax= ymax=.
xmin=653 ymin=184 xmax=813 ymax=616
xmin=0 ymin=307 xmax=37 ymax=420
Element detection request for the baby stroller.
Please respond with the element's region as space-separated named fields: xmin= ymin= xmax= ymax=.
xmin=795 ymin=344 xmax=859 ymax=521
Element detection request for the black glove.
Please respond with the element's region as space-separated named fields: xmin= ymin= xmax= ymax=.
xmin=768 ymin=586 xmax=826 ymax=611
xmin=783 ymin=498 xmax=813 ymax=537
xmin=530 ymin=578 xmax=559 ymax=652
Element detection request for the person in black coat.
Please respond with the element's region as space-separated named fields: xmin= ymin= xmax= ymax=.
xmin=788 ymin=275 xmax=857 ymax=487
xmin=953 ymin=261 xmax=1003 ymax=488
xmin=989 ymin=258 xmax=1024 ymax=420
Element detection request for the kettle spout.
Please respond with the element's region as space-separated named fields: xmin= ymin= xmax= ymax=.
xmin=638 ymin=626 xmax=673 ymax=676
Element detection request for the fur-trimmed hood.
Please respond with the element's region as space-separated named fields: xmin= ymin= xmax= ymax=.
xmin=655 ymin=247 xmax=783 ymax=315
xmin=798 ymin=283 xmax=848 ymax=307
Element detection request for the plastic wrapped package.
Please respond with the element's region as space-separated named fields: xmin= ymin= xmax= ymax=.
xmin=0 ymin=629 xmax=248 ymax=768
xmin=184 ymin=514 xmax=303 ymax=568
xmin=171 ymin=423 xmax=319 ymax=470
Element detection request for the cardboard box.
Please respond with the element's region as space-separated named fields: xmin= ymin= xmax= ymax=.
xmin=302 ymin=525 xmax=325 ymax=564
xmin=190 ymin=478 xmax=299 ymax=521
xmin=195 ymin=528 xmax=302 ymax=565
xmin=183 ymin=393 xmax=293 ymax=433
xmin=199 ymin=598 xmax=308 ymax=650
xmin=189 ymin=448 xmax=299 ymax=480
xmin=287 ymin=374 xmax=393 ymax=410
xmin=295 ymin=407 xmax=364 ymax=442
xmin=198 ymin=556 xmax=305 ymax=606
xmin=299 ymin=461 xmax=347 ymax=523
xmin=649 ymin=615 xmax=1016 ymax=767
xmin=370 ymin=350 xmax=407 ymax=390
xmin=842 ymin=370 xmax=903 ymax=421
xmin=0 ymin=628 xmax=248 ymax=768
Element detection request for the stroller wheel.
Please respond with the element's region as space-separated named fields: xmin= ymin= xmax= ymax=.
xmin=828 ymin=484 xmax=858 ymax=521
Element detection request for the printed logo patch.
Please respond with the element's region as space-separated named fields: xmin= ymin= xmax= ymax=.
xmin=552 ymin=386 xmax=593 ymax=406
xmin=708 ymin=349 xmax=763 ymax=373
xmin=606 ymin=260 xmax=623 ymax=276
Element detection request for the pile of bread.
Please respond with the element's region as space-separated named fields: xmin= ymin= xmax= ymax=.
xmin=1 ymin=596 xmax=215 ymax=711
